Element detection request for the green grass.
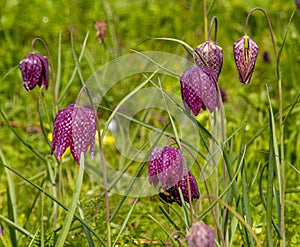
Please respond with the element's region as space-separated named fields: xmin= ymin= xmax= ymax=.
xmin=1 ymin=0 xmax=300 ymax=246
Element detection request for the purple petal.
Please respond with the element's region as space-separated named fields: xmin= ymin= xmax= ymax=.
xmin=177 ymin=171 xmax=200 ymax=203
xmin=159 ymin=147 xmax=186 ymax=187
xmin=195 ymin=41 xmax=223 ymax=81
xmin=186 ymin=223 xmax=215 ymax=247
xmin=180 ymin=67 xmax=205 ymax=116
xmin=20 ymin=53 xmax=43 ymax=91
xmin=70 ymin=106 xmax=96 ymax=164
xmin=148 ymin=147 xmax=164 ymax=186
xmin=51 ymin=104 xmax=96 ymax=164
xmin=51 ymin=104 xmax=75 ymax=160
xmin=180 ymin=66 xmax=219 ymax=115
xmin=35 ymin=53 xmax=49 ymax=90
xmin=233 ymin=36 xmax=258 ymax=84
xmin=198 ymin=67 xmax=220 ymax=112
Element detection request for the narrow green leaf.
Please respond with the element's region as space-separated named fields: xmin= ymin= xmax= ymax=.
xmin=77 ymin=201 xmax=95 ymax=247
xmin=55 ymin=154 xmax=85 ymax=247
xmin=112 ymin=196 xmax=139 ymax=246
xmin=0 ymin=148 xmax=18 ymax=246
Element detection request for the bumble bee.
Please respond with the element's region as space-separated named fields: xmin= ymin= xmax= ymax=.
xmin=158 ymin=185 xmax=176 ymax=204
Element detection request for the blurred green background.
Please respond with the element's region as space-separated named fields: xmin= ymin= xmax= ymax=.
xmin=0 ymin=0 xmax=300 ymax=246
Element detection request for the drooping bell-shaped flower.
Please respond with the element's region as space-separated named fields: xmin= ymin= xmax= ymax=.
xmin=19 ymin=52 xmax=49 ymax=91
xmin=233 ymin=35 xmax=258 ymax=84
xmin=148 ymin=145 xmax=200 ymax=205
xmin=51 ymin=104 xmax=96 ymax=164
xmin=173 ymin=170 xmax=200 ymax=205
xmin=186 ymin=222 xmax=215 ymax=247
xmin=148 ymin=146 xmax=186 ymax=187
xmin=180 ymin=66 xmax=219 ymax=116
xmin=194 ymin=41 xmax=223 ymax=81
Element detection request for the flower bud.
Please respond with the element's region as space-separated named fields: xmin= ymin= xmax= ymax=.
xmin=186 ymin=223 xmax=214 ymax=247
xmin=19 ymin=53 xmax=49 ymax=91
xmin=233 ymin=35 xmax=258 ymax=84
xmin=194 ymin=41 xmax=223 ymax=81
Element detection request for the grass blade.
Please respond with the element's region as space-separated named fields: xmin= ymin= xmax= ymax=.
xmin=55 ymin=154 xmax=85 ymax=247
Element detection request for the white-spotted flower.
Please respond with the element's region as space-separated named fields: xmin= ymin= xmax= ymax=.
xmin=194 ymin=41 xmax=223 ymax=81
xmin=19 ymin=53 xmax=49 ymax=91
xmin=233 ymin=35 xmax=258 ymax=84
xmin=180 ymin=66 xmax=219 ymax=116
xmin=51 ymin=104 xmax=96 ymax=164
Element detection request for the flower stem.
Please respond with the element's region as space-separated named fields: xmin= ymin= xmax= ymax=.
xmin=31 ymin=37 xmax=57 ymax=112
xmin=77 ymin=86 xmax=111 ymax=247
xmin=203 ymin=0 xmax=207 ymax=40
xmin=208 ymin=16 xmax=218 ymax=41
xmin=244 ymin=7 xmax=277 ymax=59
xmin=245 ymin=7 xmax=286 ymax=244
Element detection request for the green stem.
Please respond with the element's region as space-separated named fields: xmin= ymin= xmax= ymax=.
xmin=55 ymin=154 xmax=85 ymax=247
xmin=208 ymin=16 xmax=218 ymax=41
xmin=203 ymin=0 xmax=207 ymax=40
xmin=31 ymin=37 xmax=57 ymax=111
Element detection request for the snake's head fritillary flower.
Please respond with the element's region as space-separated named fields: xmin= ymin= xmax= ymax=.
xmin=186 ymin=222 xmax=214 ymax=247
xmin=233 ymin=35 xmax=258 ymax=84
xmin=19 ymin=53 xmax=49 ymax=91
xmin=51 ymin=104 xmax=96 ymax=164
xmin=180 ymin=66 xmax=220 ymax=116
xmin=167 ymin=170 xmax=200 ymax=206
xmin=295 ymin=0 xmax=300 ymax=12
xmin=148 ymin=146 xmax=186 ymax=187
xmin=194 ymin=41 xmax=223 ymax=81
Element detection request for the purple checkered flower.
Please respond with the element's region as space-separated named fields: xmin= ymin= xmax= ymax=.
xmin=19 ymin=53 xmax=49 ymax=91
xmin=148 ymin=146 xmax=186 ymax=187
xmin=180 ymin=66 xmax=219 ymax=116
xmin=233 ymin=35 xmax=258 ymax=84
xmin=175 ymin=170 xmax=200 ymax=204
xmin=148 ymin=145 xmax=200 ymax=205
xmin=51 ymin=104 xmax=96 ymax=164
xmin=186 ymin=222 xmax=214 ymax=247
xmin=194 ymin=41 xmax=223 ymax=81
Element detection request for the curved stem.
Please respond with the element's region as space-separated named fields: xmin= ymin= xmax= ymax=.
xmin=31 ymin=37 xmax=57 ymax=111
xmin=208 ymin=16 xmax=218 ymax=41
xmin=166 ymin=230 xmax=186 ymax=247
xmin=203 ymin=0 xmax=207 ymax=40
xmin=244 ymin=7 xmax=277 ymax=60
xmin=245 ymin=7 xmax=286 ymax=244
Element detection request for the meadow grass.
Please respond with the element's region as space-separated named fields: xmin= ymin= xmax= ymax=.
xmin=0 ymin=0 xmax=300 ymax=246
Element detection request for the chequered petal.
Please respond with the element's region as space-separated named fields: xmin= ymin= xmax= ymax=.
xmin=51 ymin=104 xmax=96 ymax=164
xmin=198 ymin=66 xmax=220 ymax=112
xmin=194 ymin=41 xmax=223 ymax=81
xmin=159 ymin=147 xmax=186 ymax=187
xmin=19 ymin=53 xmax=49 ymax=91
xmin=177 ymin=171 xmax=200 ymax=204
xmin=180 ymin=66 xmax=219 ymax=115
xmin=233 ymin=35 xmax=258 ymax=84
xmin=180 ymin=67 xmax=205 ymax=116
xmin=35 ymin=53 xmax=49 ymax=90
xmin=51 ymin=104 xmax=75 ymax=160
xmin=20 ymin=53 xmax=43 ymax=91
xmin=186 ymin=223 xmax=215 ymax=247
xmin=70 ymin=106 xmax=96 ymax=164
xmin=148 ymin=147 xmax=164 ymax=186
